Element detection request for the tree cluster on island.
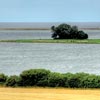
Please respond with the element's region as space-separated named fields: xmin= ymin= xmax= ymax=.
xmin=51 ymin=23 xmax=88 ymax=39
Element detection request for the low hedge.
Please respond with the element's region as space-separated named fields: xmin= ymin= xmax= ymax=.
xmin=0 ymin=69 xmax=100 ymax=88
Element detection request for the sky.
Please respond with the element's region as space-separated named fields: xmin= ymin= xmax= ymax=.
xmin=0 ymin=0 xmax=100 ymax=22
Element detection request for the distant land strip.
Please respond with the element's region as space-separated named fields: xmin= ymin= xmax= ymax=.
xmin=80 ymin=28 xmax=100 ymax=30
xmin=0 ymin=39 xmax=100 ymax=44
xmin=0 ymin=28 xmax=100 ymax=30
xmin=0 ymin=28 xmax=50 ymax=30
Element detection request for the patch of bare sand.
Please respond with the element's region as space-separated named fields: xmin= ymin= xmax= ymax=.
xmin=0 ymin=87 xmax=100 ymax=100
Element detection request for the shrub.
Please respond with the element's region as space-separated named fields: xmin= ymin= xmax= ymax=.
xmin=0 ymin=73 xmax=7 ymax=85
xmin=68 ymin=76 xmax=81 ymax=88
xmin=81 ymin=75 xmax=100 ymax=88
xmin=78 ymin=31 xmax=88 ymax=39
xmin=1 ymin=69 xmax=100 ymax=88
xmin=5 ymin=75 xmax=20 ymax=87
xmin=48 ymin=72 xmax=65 ymax=87
xmin=20 ymin=69 xmax=50 ymax=86
xmin=62 ymin=73 xmax=74 ymax=87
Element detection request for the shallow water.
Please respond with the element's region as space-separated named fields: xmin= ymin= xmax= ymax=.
xmin=0 ymin=30 xmax=51 ymax=40
xmin=0 ymin=43 xmax=100 ymax=75
xmin=0 ymin=30 xmax=100 ymax=40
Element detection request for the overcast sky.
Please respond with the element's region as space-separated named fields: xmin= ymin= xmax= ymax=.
xmin=0 ymin=0 xmax=99 ymax=22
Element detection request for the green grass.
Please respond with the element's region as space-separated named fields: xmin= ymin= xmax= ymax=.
xmin=0 ymin=39 xmax=100 ymax=44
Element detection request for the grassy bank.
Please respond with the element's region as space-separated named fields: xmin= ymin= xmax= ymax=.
xmin=0 ymin=39 xmax=100 ymax=44
xmin=0 ymin=87 xmax=100 ymax=100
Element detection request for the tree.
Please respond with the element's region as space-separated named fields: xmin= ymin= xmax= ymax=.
xmin=51 ymin=23 xmax=88 ymax=39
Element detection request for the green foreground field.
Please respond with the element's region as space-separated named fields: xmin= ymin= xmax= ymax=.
xmin=0 ymin=87 xmax=100 ymax=100
xmin=0 ymin=39 xmax=100 ymax=44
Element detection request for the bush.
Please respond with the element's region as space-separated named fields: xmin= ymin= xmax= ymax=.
xmin=51 ymin=23 xmax=88 ymax=39
xmin=20 ymin=69 xmax=50 ymax=86
xmin=81 ymin=75 xmax=100 ymax=88
xmin=78 ymin=31 xmax=88 ymax=39
xmin=0 ymin=73 xmax=7 ymax=85
xmin=68 ymin=76 xmax=81 ymax=88
xmin=62 ymin=73 xmax=73 ymax=87
xmin=1 ymin=69 xmax=100 ymax=88
xmin=5 ymin=75 xmax=20 ymax=87
xmin=48 ymin=72 xmax=65 ymax=87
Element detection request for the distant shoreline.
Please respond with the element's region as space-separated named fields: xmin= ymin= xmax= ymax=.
xmin=0 ymin=39 xmax=100 ymax=44
xmin=0 ymin=28 xmax=100 ymax=30
xmin=0 ymin=28 xmax=50 ymax=30
xmin=80 ymin=28 xmax=100 ymax=30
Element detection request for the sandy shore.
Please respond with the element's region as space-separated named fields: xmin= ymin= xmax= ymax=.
xmin=0 ymin=87 xmax=100 ymax=100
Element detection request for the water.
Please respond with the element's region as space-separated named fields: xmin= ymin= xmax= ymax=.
xmin=84 ymin=30 xmax=100 ymax=39
xmin=0 ymin=30 xmax=51 ymax=40
xmin=0 ymin=30 xmax=100 ymax=40
xmin=0 ymin=22 xmax=100 ymax=29
xmin=0 ymin=29 xmax=100 ymax=75
xmin=0 ymin=43 xmax=100 ymax=75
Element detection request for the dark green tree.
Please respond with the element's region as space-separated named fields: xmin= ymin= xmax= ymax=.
xmin=51 ymin=23 xmax=88 ymax=39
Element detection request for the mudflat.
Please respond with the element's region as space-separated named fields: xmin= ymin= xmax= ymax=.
xmin=0 ymin=87 xmax=99 ymax=100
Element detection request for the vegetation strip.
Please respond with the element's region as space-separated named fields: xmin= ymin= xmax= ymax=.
xmin=0 ymin=69 xmax=100 ymax=88
xmin=0 ymin=39 xmax=100 ymax=44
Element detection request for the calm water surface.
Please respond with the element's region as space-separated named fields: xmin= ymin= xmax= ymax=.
xmin=0 ymin=30 xmax=100 ymax=39
xmin=0 ymin=43 xmax=100 ymax=75
xmin=0 ymin=30 xmax=51 ymax=40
